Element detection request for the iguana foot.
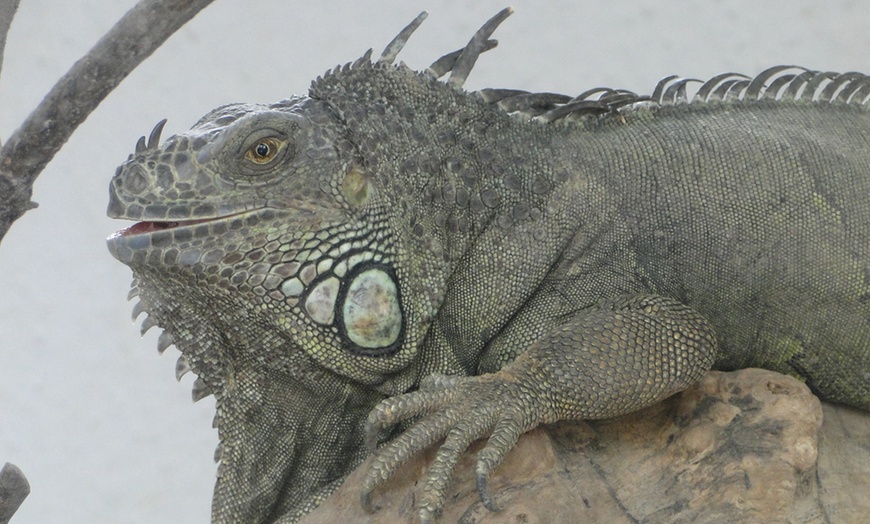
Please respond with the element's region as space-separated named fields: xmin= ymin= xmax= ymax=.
xmin=361 ymin=371 xmax=541 ymax=521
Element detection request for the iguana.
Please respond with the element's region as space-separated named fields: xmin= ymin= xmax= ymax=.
xmin=106 ymin=8 xmax=870 ymax=523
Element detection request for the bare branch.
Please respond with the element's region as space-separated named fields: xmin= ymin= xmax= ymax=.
xmin=0 ymin=463 xmax=29 ymax=524
xmin=0 ymin=0 xmax=217 ymax=244
xmin=0 ymin=0 xmax=21 ymax=88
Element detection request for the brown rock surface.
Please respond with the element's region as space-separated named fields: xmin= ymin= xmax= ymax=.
xmin=303 ymin=369 xmax=870 ymax=523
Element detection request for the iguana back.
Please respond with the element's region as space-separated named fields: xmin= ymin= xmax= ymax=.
xmin=555 ymin=100 xmax=870 ymax=406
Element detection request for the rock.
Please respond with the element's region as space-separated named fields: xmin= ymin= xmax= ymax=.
xmin=302 ymin=369 xmax=870 ymax=523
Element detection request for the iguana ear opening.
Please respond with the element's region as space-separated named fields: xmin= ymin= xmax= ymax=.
xmin=340 ymin=163 xmax=371 ymax=207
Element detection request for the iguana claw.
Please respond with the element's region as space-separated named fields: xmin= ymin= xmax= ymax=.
xmin=475 ymin=416 xmax=526 ymax=512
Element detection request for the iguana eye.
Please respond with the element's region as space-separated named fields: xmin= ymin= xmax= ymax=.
xmin=244 ymin=137 xmax=285 ymax=164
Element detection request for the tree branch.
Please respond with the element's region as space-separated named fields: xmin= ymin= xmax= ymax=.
xmin=0 ymin=0 xmax=217 ymax=244
xmin=0 ymin=463 xmax=29 ymax=524
xmin=0 ymin=0 xmax=22 ymax=100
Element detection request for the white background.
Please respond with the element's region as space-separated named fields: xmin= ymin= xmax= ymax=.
xmin=0 ymin=1 xmax=867 ymax=522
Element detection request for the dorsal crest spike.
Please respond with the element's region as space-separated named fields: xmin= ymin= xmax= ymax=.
xmin=823 ymin=72 xmax=864 ymax=102
xmin=743 ymin=65 xmax=801 ymax=101
xmin=147 ymin=118 xmax=167 ymax=150
xmin=352 ymin=48 xmax=374 ymax=69
xmin=378 ymin=11 xmax=428 ymax=65
xmin=663 ymin=78 xmax=701 ymax=104
xmin=725 ymin=79 xmax=750 ymax=100
xmin=694 ymin=72 xmax=750 ymax=102
xmin=134 ymin=135 xmax=147 ymax=154
xmin=836 ymin=74 xmax=870 ymax=103
xmin=652 ymin=75 xmax=679 ymax=103
xmin=426 ymin=39 xmax=498 ymax=79
xmin=448 ymin=7 xmax=514 ymax=88
xmin=851 ymin=82 xmax=870 ymax=105
xmin=761 ymin=73 xmax=799 ymax=100
xmin=782 ymin=70 xmax=818 ymax=100
xmin=803 ymin=71 xmax=839 ymax=101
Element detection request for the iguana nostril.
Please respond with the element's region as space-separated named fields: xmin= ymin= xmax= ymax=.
xmin=126 ymin=166 xmax=149 ymax=194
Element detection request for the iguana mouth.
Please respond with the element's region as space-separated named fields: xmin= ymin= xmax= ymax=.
xmin=117 ymin=217 xmax=223 ymax=237
xmin=106 ymin=212 xmax=255 ymax=264
xmin=111 ymin=208 xmax=262 ymax=238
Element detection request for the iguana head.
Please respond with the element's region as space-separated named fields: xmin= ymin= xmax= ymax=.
xmin=106 ymin=91 xmax=412 ymax=377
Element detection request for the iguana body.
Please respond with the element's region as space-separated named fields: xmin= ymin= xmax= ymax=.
xmin=107 ymin=9 xmax=870 ymax=523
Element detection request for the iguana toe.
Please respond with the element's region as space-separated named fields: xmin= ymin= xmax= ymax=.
xmin=361 ymin=406 xmax=458 ymax=509
xmin=475 ymin=416 xmax=525 ymax=512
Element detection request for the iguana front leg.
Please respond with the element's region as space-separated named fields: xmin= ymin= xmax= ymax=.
xmin=361 ymin=295 xmax=717 ymax=522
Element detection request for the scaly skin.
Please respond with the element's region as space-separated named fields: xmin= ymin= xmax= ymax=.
xmin=108 ymin=9 xmax=870 ymax=523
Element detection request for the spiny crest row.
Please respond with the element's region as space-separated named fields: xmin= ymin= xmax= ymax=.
xmin=481 ymin=67 xmax=870 ymax=123
xmin=315 ymin=9 xmax=870 ymax=125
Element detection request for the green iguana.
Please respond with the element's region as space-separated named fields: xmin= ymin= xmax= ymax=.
xmin=106 ymin=8 xmax=870 ymax=523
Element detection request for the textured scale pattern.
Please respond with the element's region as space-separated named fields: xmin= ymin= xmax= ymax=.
xmin=107 ymin=8 xmax=870 ymax=523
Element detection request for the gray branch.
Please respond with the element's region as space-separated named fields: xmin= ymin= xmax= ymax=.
xmin=0 ymin=0 xmax=21 ymax=101
xmin=0 ymin=0 xmax=216 ymax=515
xmin=0 ymin=0 xmax=217 ymax=244
xmin=0 ymin=463 xmax=29 ymax=524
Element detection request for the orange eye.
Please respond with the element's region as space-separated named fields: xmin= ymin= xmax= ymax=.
xmin=245 ymin=137 xmax=284 ymax=164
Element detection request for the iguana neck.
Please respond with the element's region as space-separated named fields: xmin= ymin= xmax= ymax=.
xmin=130 ymin=267 xmax=382 ymax=520
xmin=212 ymin=365 xmax=378 ymax=521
